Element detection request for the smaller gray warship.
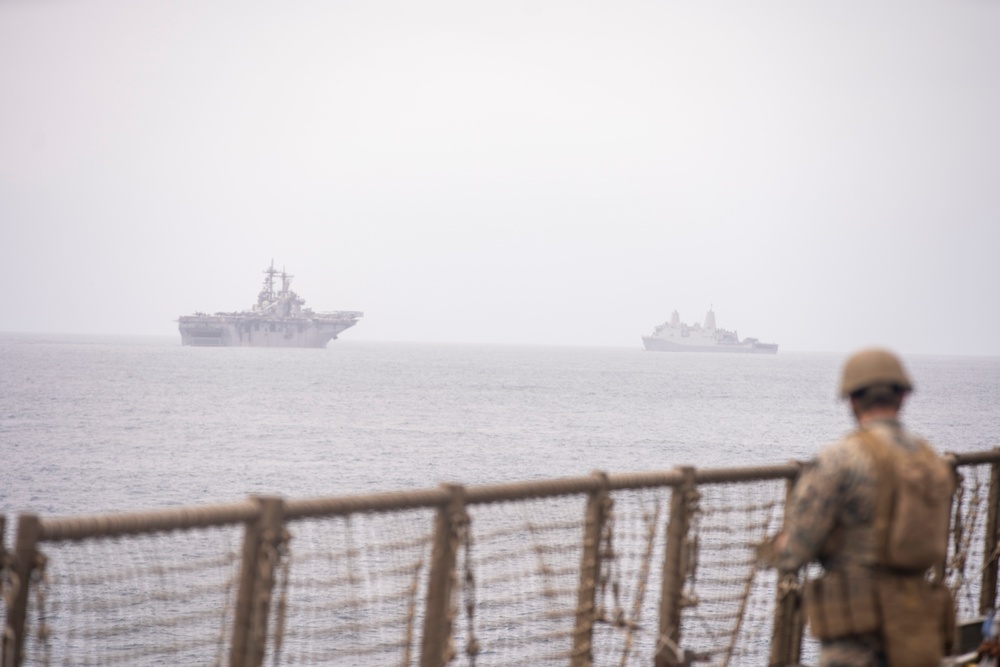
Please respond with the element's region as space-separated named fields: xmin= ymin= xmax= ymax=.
xmin=178 ymin=261 xmax=362 ymax=348
xmin=642 ymin=307 xmax=778 ymax=354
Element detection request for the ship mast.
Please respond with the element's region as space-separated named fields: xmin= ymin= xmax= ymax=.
xmin=260 ymin=259 xmax=280 ymax=304
xmin=280 ymin=267 xmax=293 ymax=296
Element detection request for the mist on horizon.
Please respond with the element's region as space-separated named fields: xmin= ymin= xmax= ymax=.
xmin=2 ymin=0 xmax=998 ymax=356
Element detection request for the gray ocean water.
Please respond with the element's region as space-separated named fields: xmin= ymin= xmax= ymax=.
xmin=2 ymin=333 xmax=999 ymax=525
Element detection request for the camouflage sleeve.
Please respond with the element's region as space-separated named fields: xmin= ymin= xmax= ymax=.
xmin=777 ymin=445 xmax=849 ymax=571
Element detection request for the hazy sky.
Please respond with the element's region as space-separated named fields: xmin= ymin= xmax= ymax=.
xmin=2 ymin=0 xmax=998 ymax=355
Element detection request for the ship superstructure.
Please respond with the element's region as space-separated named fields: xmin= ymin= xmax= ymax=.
xmin=178 ymin=261 xmax=362 ymax=348
xmin=642 ymin=307 xmax=778 ymax=353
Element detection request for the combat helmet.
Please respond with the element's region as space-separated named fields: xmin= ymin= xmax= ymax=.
xmin=839 ymin=348 xmax=913 ymax=398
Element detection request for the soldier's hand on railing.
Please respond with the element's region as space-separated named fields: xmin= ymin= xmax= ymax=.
xmin=755 ymin=532 xmax=785 ymax=569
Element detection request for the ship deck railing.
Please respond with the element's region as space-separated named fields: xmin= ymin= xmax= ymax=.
xmin=3 ymin=449 xmax=999 ymax=667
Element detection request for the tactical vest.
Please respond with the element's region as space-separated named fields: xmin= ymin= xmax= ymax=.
xmin=861 ymin=430 xmax=954 ymax=572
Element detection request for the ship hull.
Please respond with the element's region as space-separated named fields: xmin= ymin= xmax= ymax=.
xmin=179 ymin=316 xmax=358 ymax=348
xmin=642 ymin=336 xmax=778 ymax=354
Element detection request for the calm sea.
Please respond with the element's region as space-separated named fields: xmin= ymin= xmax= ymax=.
xmin=2 ymin=333 xmax=998 ymax=527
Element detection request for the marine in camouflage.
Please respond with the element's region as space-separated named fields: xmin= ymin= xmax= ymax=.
xmin=778 ymin=417 xmax=927 ymax=667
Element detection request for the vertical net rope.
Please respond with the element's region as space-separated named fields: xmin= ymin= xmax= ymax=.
xmin=678 ymin=480 xmax=785 ymax=666
xmin=453 ymin=496 xmax=585 ymax=666
xmin=266 ymin=510 xmax=434 ymax=666
xmin=592 ymin=489 xmax=666 ymax=667
xmin=947 ymin=462 xmax=990 ymax=619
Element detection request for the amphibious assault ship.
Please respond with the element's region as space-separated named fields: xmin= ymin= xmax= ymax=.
xmin=642 ymin=308 xmax=778 ymax=354
xmin=178 ymin=262 xmax=362 ymax=348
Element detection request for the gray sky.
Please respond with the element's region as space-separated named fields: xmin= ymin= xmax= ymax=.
xmin=2 ymin=0 xmax=999 ymax=355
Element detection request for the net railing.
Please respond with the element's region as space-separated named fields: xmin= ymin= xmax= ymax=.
xmin=3 ymin=450 xmax=999 ymax=667
xmin=267 ymin=510 xmax=435 ymax=666
xmin=23 ymin=528 xmax=242 ymax=667
xmin=679 ymin=480 xmax=786 ymax=666
xmin=946 ymin=455 xmax=997 ymax=621
xmin=589 ymin=488 xmax=671 ymax=667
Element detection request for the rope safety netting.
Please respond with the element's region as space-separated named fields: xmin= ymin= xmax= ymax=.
xmin=6 ymin=455 xmax=997 ymax=667
xmin=20 ymin=526 xmax=242 ymax=667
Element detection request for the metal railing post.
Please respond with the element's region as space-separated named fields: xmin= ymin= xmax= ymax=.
xmin=0 ymin=514 xmax=6 ymax=667
xmin=656 ymin=467 xmax=696 ymax=667
xmin=769 ymin=464 xmax=803 ymax=667
xmin=0 ymin=513 xmax=6 ymax=591
xmin=571 ymin=472 xmax=611 ymax=667
xmin=981 ymin=453 xmax=1000 ymax=615
xmin=230 ymin=496 xmax=285 ymax=667
xmin=3 ymin=515 xmax=41 ymax=667
xmin=420 ymin=485 xmax=465 ymax=667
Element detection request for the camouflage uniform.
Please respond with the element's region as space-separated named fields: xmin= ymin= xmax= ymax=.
xmin=778 ymin=417 xmax=926 ymax=667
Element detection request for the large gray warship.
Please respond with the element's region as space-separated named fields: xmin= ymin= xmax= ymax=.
xmin=178 ymin=262 xmax=362 ymax=347
xmin=642 ymin=308 xmax=778 ymax=353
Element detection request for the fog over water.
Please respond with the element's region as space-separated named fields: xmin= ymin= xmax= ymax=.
xmin=2 ymin=1 xmax=999 ymax=355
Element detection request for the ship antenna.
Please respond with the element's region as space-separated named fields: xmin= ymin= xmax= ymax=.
xmin=263 ymin=259 xmax=278 ymax=300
